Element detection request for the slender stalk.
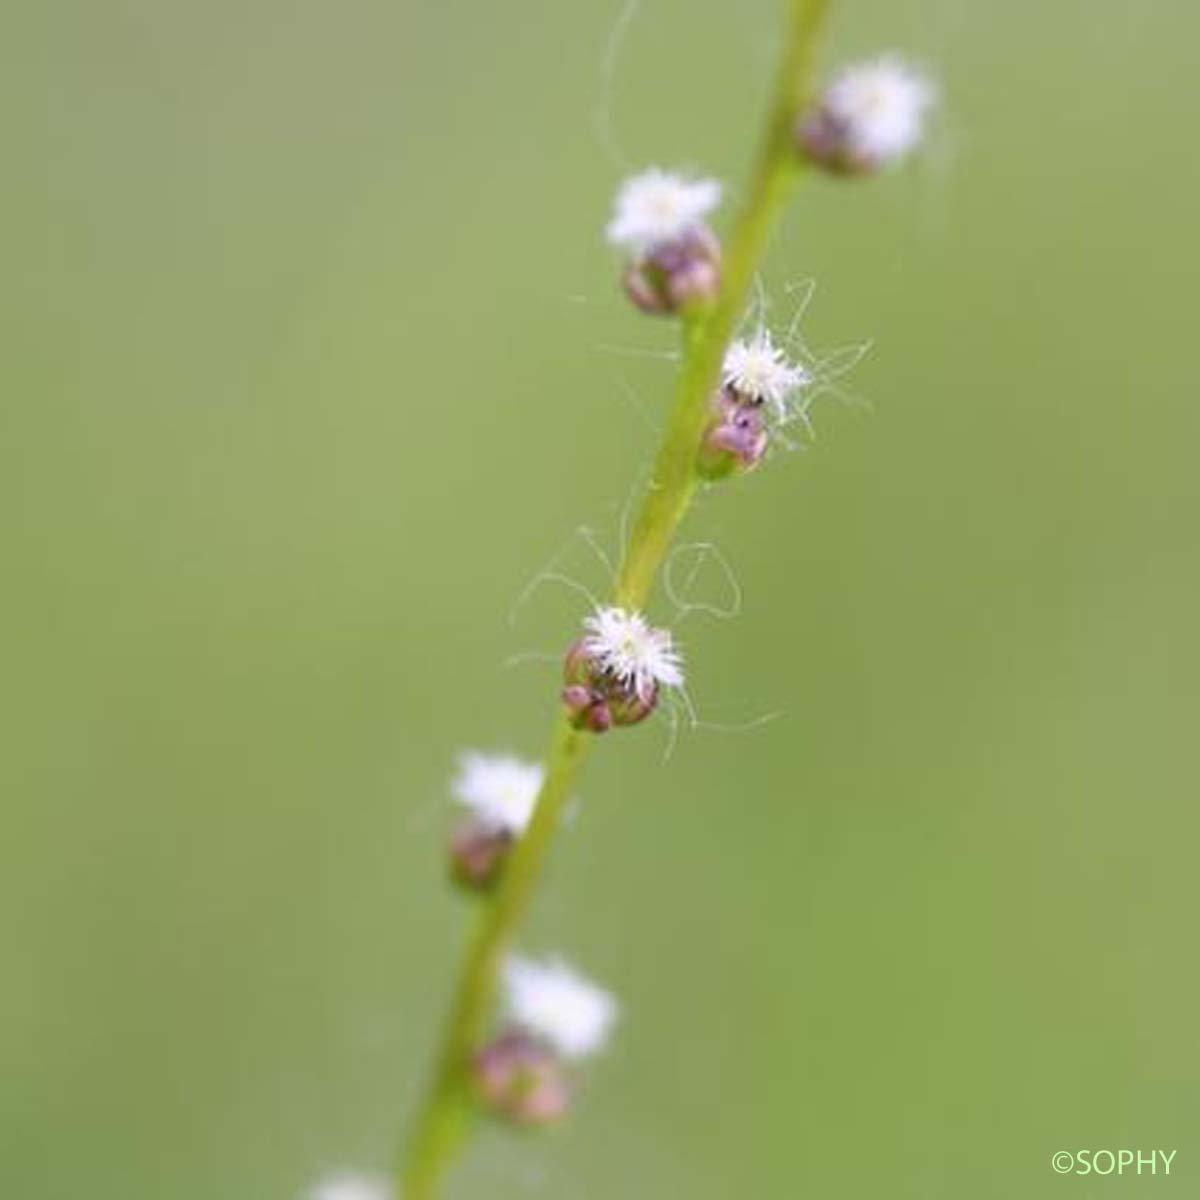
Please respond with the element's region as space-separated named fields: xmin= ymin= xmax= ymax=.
xmin=401 ymin=3 xmax=829 ymax=1194
xmin=403 ymin=717 xmax=587 ymax=1196
xmin=616 ymin=0 xmax=829 ymax=609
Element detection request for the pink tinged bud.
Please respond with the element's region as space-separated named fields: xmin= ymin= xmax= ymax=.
xmin=562 ymin=640 xmax=593 ymax=687
xmin=696 ymin=387 xmax=770 ymax=480
xmin=665 ymin=257 xmax=720 ymax=312
xmin=471 ymin=1031 xmax=571 ymax=1126
xmin=585 ymin=701 xmax=614 ymax=733
xmin=797 ymin=111 xmax=878 ymax=176
xmin=622 ymin=263 xmax=672 ymax=314
xmin=561 ymin=640 xmax=659 ymax=732
xmin=621 ymin=225 xmax=722 ymax=316
xmin=797 ymin=60 xmax=934 ymax=177
xmin=449 ymin=820 xmax=514 ymax=891
xmin=562 ymin=641 xmax=604 ymax=732
xmin=604 ymin=684 xmax=657 ymax=727
xmin=561 ymin=684 xmax=593 ymax=717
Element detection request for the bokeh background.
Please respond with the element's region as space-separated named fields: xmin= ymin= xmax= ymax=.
xmin=4 ymin=0 xmax=1197 ymax=1196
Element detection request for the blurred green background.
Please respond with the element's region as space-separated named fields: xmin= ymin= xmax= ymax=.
xmin=4 ymin=0 xmax=1197 ymax=1196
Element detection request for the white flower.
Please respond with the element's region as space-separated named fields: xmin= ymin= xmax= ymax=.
xmin=722 ymin=329 xmax=808 ymax=413
xmin=503 ymin=955 xmax=619 ymax=1060
xmin=452 ymin=752 xmax=544 ymax=835
xmin=605 ymin=168 xmax=722 ymax=255
xmin=307 ymin=1173 xmax=391 ymax=1200
xmin=823 ymin=56 xmax=935 ymax=166
xmin=581 ymin=606 xmax=684 ymax=700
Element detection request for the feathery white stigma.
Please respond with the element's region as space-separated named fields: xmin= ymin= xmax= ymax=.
xmin=307 ymin=1174 xmax=391 ymax=1200
xmin=503 ymin=955 xmax=619 ymax=1060
xmin=722 ymin=329 xmax=808 ymax=413
xmin=605 ymin=169 xmax=722 ymax=255
xmin=452 ymin=752 xmax=544 ymax=835
xmin=824 ymin=56 xmax=935 ymax=166
xmin=581 ymin=606 xmax=684 ymax=700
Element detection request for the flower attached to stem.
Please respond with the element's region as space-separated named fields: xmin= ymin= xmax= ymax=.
xmin=697 ymin=387 xmax=771 ymax=479
xmin=606 ymin=169 xmax=723 ymax=315
xmin=503 ymin=956 xmax=618 ymax=1059
xmin=722 ymin=328 xmax=809 ymax=415
xmin=562 ymin=606 xmax=684 ymax=732
xmin=698 ymin=329 xmax=808 ymax=479
xmin=799 ymin=55 xmax=936 ymax=176
xmin=472 ymin=956 xmax=618 ymax=1125
xmin=448 ymin=752 xmax=544 ymax=891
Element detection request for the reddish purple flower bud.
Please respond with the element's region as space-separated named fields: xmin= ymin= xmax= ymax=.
xmin=665 ymin=256 xmax=721 ymax=312
xmin=798 ymin=57 xmax=936 ymax=176
xmin=604 ymin=685 xmax=657 ymax=727
xmin=585 ymin=701 xmax=615 ymax=733
xmin=621 ymin=264 xmax=671 ymax=314
xmin=448 ymin=753 xmax=542 ymax=891
xmin=561 ymin=684 xmax=593 ymax=718
xmin=471 ymin=1030 xmax=571 ymax=1126
xmin=622 ymin=225 xmax=722 ymax=317
xmin=562 ymin=637 xmax=660 ymax=732
xmin=607 ymin=169 xmax=723 ymax=315
xmin=696 ymin=386 xmax=770 ymax=480
xmin=798 ymin=110 xmax=872 ymax=176
xmin=448 ymin=820 xmax=513 ymax=892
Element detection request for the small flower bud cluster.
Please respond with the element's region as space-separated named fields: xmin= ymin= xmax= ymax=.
xmin=562 ymin=606 xmax=684 ymax=732
xmin=447 ymin=752 xmax=544 ymax=890
xmin=472 ymin=955 xmax=618 ymax=1126
xmin=697 ymin=386 xmax=770 ymax=479
xmin=606 ymin=169 xmax=723 ymax=315
xmin=799 ymin=56 xmax=935 ymax=175
xmin=698 ymin=329 xmax=808 ymax=479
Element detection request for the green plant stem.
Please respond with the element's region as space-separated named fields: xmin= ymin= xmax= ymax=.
xmin=616 ymin=0 xmax=829 ymax=609
xmin=403 ymin=716 xmax=587 ymax=1198
xmin=401 ymin=4 xmax=829 ymax=1195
